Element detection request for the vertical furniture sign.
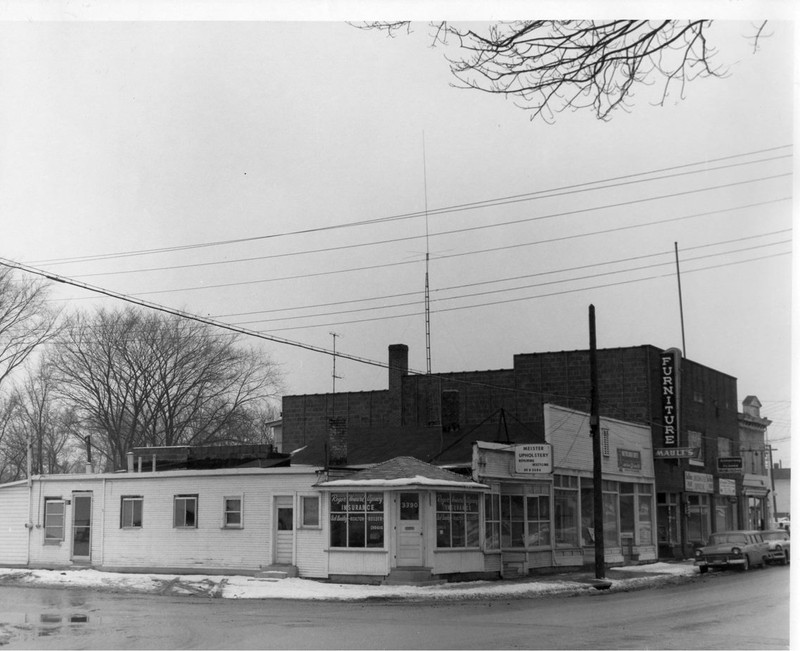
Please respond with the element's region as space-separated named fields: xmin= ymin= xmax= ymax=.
xmin=661 ymin=349 xmax=680 ymax=447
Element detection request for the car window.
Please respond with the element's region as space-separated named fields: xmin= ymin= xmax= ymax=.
xmin=709 ymin=534 xmax=746 ymax=545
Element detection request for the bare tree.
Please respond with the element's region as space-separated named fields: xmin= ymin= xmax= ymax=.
xmin=50 ymin=307 xmax=284 ymax=469
xmin=0 ymin=267 xmax=60 ymax=389
xmin=355 ymin=20 xmax=768 ymax=121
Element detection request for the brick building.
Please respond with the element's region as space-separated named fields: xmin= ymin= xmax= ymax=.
xmin=282 ymin=343 xmax=741 ymax=560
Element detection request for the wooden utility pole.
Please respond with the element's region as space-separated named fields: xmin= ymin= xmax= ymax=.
xmin=589 ymin=305 xmax=605 ymax=579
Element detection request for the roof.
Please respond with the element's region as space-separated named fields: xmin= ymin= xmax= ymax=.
xmin=315 ymin=456 xmax=487 ymax=490
xmin=290 ymin=418 xmax=543 ymax=467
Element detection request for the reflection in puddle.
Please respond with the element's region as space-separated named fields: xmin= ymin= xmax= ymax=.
xmin=36 ymin=612 xmax=90 ymax=637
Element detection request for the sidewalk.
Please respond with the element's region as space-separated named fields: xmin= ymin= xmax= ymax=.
xmin=0 ymin=561 xmax=699 ymax=601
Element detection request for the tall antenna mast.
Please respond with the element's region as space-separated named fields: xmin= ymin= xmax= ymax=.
xmin=330 ymin=331 xmax=341 ymax=415
xmin=674 ymin=242 xmax=687 ymax=357
xmin=423 ymin=133 xmax=432 ymax=375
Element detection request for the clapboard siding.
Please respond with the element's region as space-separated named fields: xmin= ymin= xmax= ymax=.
xmin=0 ymin=482 xmax=29 ymax=565
xmin=10 ymin=468 xmax=324 ymax=575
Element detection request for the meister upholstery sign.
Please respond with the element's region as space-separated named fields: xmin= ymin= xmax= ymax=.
xmin=514 ymin=444 xmax=553 ymax=474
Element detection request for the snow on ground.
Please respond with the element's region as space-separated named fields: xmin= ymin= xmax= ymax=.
xmin=0 ymin=562 xmax=699 ymax=602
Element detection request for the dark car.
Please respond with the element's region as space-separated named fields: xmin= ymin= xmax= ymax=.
xmin=761 ymin=529 xmax=791 ymax=565
xmin=694 ymin=530 xmax=769 ymax=573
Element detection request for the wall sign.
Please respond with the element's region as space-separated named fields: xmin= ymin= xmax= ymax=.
xmin=515 ymin=444 xmax=553 ymax=474
xmin=660 ymin=349 xmax=680 ymax=447
xmin=718 ymin=478 xmax=737 ymax=496
xmin=685 ymin=471 xmax=714 ymax=494
xmin=617 ymin=449 xmax=642 ymax=471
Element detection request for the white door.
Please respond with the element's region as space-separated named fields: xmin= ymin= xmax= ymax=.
xmin=396 ymin=492 xmax=424 ymax=566
xmin=274 ymin=497 xmax=294 ymax=565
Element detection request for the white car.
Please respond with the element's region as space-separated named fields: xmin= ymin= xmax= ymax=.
xmin=761 ymin=529 xmax=791 ymax=565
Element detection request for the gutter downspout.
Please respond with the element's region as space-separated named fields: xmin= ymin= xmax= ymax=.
xmin=26 ymin=434 xmax=33 ymax=565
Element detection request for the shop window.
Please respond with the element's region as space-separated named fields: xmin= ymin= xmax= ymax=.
xmin=120 ymin=496 xmax=143 ymax=528
xmin=501 ymin=495 xmax=525 ymax=548
xmin=484 ymin=493 xmax=500 ymax=550
xmin=554 ymin=475 xmax=579 ymax=548
xmin=603 ymin=483 xmax=619 ymax=546
xmin=44 ymin=498 xmax=65 ymax=543
xmin=300 ymin=496 xmax=320 ymax=528
xmin=638 ymin=484 xmax=653 ymax=545
xmin=174 ymin=494 xmax=198 ymax=528
xmin=330 ymin=492 xmax=384 ymax=548
xmin=686 ymin=494 xmax=711 ymax=545
xmin=437 ymin=492 xmax=480 ymax=548
xmin=223 ymin=496 xmax=243 ymax=529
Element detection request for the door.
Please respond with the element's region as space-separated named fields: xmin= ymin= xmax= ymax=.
xmin=396 ymin=492 xmax=424 ymax=566
xmin=71 ymin=493 xmax=92 ymax=562
xmin=274 ymin=497 xmax=294 ymax=565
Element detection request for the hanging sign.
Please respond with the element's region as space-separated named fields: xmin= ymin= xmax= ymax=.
xmin=717 ymin=457 xmax=743 ymax=473
xmin=660 ymin=349 xmax=681 ymax=447
xmin=654 ymin=447 xmax=697 ymax=459
xmin=515 ymin=444 xmax=553 ymax=474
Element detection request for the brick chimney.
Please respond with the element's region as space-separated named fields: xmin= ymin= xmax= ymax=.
xmin=328 ymin=417 xmax=348 ymax=466
xmin=388 ymin=344 xmax=408 ymax=392
xmin=388 ymin=344 xmax=408 ymax=426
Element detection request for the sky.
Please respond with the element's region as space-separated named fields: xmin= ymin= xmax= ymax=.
xmin=0 ymin=3 xmax=795 ymax=466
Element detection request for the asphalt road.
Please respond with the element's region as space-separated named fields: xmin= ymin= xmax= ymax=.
xmin=0 ymin=565 xmax=790 ymax=649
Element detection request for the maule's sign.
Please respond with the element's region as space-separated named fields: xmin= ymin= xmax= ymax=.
xmin=717 ymin=457 xmax=743 ymax=473
xmin=515 ymin=444 xmax=553 ymax=474
xmin=654 ymin=447 xmax=697 ymax=459
xmin=660 ymin=350 xmax=680 ymax=447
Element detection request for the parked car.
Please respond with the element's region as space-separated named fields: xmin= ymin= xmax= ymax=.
xmin=761 ymin=529 xmax=791 ymax=565
xmin=694 ymin=530 xmax=770 ymax=573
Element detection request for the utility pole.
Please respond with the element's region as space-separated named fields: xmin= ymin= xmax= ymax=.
xmin=674 ymin=242 xmax=687 ymax=357
xmin=589 ymin=305 xmax=605 ymax=579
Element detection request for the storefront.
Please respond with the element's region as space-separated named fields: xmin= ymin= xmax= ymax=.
xmin=315 ymin=457 xmax=489 ymax=582
xmin=471 ymin=404 xmax=657 ymax=576
xmin=741 ymin=474 xmax=771 ymax=530
xmin=684 ymin=471 xmax=714 ymax=548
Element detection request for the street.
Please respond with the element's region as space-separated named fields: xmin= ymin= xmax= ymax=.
xmin=0 ymin=565 xmax=789 ymax=649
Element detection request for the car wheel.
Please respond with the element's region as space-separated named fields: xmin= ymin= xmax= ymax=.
xmin=699 ymin=566 xmax=708 ymax=574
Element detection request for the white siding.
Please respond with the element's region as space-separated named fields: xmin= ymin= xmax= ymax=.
xmin=0 ymin=483 xmax=29 ymax=565
xmin=13 ymin=468 xmax=325 ymax=575
xmin=432 ymin=550 xmax=484 ymax=574
xmin=328 ymin=550 xmax=390 ymax=576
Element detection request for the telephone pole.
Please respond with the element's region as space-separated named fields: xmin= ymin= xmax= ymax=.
xmin=589 ymin=305 xmax=605 ymax=579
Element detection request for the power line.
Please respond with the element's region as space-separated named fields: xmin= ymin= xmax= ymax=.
xmin=255 ymin=249 xmax=790 ymax=332
xmin=30 ymin=145 xmax=791 ymax=269
xmin=233 ymin=239 xmax=791 ymax=326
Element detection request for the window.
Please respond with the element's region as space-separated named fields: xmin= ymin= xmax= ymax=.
xmin=717 ymin=437 xmax=732 ymax=458
xmin=526 ymin=490 xmax=551 ymax=547
xmin=437 ymin=492 xmax=480 ymax=548
xmin=638 ymin=484 xmax=653 ymax=545
xmin=223 ymin=496 xmax=242 ymax=528
xmin=174 ymin=494 xmax=198 ymax=528
xmin=300 ymin=496 xmax=320 ymax=527
xmin=554 ymin=475 xmax=579 ymax=547
xmin=44 ymin=498 xmax=65 ymax=542
xmin=120 ymin=496 xmax=143 ymax=528
xmin=330 ymin=492 xmax=384 ymax=548
xmin=688 ymin=430 xmax=704 ymax=466
xmin=484 ymin=493 xmax=500 ymax=550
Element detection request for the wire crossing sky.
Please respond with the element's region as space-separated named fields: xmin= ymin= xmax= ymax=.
xmin=1 ymin=13 xmax=794 ymax=464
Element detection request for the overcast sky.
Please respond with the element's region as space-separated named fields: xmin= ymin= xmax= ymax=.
xmin=1 ymin=3 xmax=795 ymax=465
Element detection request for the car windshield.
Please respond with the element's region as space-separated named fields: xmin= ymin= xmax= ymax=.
xmin=761 ymin=532 xmax=788 ymax=541
xmin=708 ymin=533 xmax=747 ymax=545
